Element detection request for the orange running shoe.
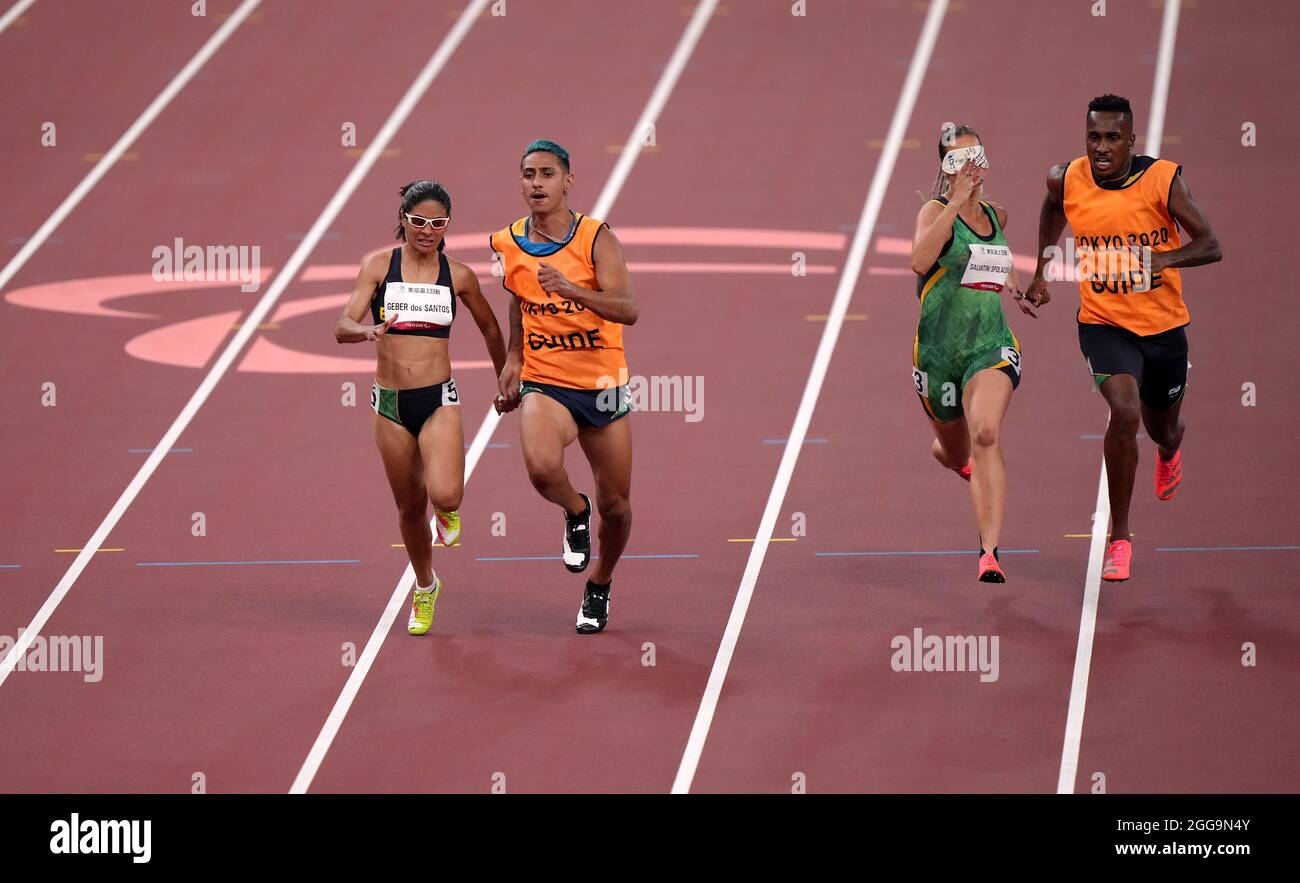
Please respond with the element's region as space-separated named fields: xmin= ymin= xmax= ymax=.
xmin=978 ymin=552 xmax=1005 ymax=583
xmin=1101 ymin=540 xmax=1131 ymax=582
xmin=958 ymin=458 xmax=972 ymax=482
xmin=1155 ymin=449 xmax=1182 ymax=501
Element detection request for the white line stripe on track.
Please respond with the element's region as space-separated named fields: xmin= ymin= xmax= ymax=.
xmin=0 ymin=0 xmax=490 ymax=691
xmin=670 ymin=0 xmax=950 ymax=795
xmin=288 ymin=0 xmax=721 ymax=795
xmin=0 ymin=0 xmax=38 ymax=37
xmin=1145 ymin=0 xmax=1181 ymax=160
xmin=1055 ymin=0 xmax=1180 ymax=794
xmin=1056 ymin=458 xmax=1110 ymax=793
xmin=0 ymin=0 xmax=261 ymax=293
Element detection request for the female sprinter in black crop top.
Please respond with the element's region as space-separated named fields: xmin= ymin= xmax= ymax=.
xmin=335 ymin=180 xmax=507 ymax=636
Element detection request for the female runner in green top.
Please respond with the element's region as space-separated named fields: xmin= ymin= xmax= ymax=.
xmin=910 ymin=125 xmax=1036 ymax=582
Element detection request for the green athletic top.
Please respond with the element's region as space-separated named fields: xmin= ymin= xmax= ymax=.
xmin=915 ymin=198 xmax=1015 ymax=359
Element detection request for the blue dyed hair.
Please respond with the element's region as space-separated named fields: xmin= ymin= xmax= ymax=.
xmin=521 ymin=139 xmax=570 ymax=173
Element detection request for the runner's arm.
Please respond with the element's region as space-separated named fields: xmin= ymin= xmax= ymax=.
xmin=1006 ymin=262 xmax=1036 ymax=318
xmin=538 ymin=227 xmax=639 ymax=325
xmin=911 ymin=198 xmax=961 ymax=274
xmin=451 ymin=260 xmax=507 ymax=378
xmin=335 ymin=251 xmax=397 ymax=343
xmin=497 ymin=293 xmax=525 ymax=411
xmin=1024 ymin=163 xmax=1070 ymax=307
xmin=913 ymin=160 xmax=984 ymax=274
xmin=1151 ymin=173 xmax=1223 ymax=272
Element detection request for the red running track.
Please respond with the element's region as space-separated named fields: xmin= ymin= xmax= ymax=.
xmin=0 ymin=0 xmax=1295 ymax=793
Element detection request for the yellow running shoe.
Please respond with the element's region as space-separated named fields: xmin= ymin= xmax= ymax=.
xmin=408 ymin=577 xmax=441 ymax=635
xmin=434 ymin=509 xmax=461 ymax=546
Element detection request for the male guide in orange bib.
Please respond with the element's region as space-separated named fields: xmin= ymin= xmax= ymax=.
xmin=491 ymin=139 xmax=640 ymax=636
xmin=490 ymin=211 xmax=627 ymax=390
xmin=1025 ymin=94 xmax=1222 ymax=583
xmin=1063 ymin=151 xmax=1187 ymax=335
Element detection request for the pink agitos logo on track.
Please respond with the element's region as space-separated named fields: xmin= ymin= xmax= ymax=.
xmin=5 ymin=228 xmax=850 ymax=374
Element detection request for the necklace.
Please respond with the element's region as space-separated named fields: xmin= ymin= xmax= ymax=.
xmin=531 ymin=210 xmax=574 ymax=245
xmin=1098 ymin=154 xmax=1134 ymax=185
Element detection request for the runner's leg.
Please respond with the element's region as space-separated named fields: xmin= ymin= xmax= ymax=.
xmin=963 ymin=367 xmax=1014 ymax=553
xmin=1099 ymin=374 xmax=1143 ymax=543
xmin=930 ymin=416 xmax=970 ymax=471
xmin=375 ymin=414 xmax=433 ymax=587
xmin=519 ymin=391 xmax=585 ymax=514
xmin=578 ymin=416 xmax=633 ymax=585
xmin=418 ymin=401 xmax=465 ymax=513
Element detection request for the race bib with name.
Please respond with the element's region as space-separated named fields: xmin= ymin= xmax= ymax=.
xmin=383 ymin=281 xmax=454 ymax=329
xmin=960 ymin=244 xmax=1013 ymax=292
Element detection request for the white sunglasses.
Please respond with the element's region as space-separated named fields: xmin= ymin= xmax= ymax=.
xmin=404 ymin=212 xmax=450 ymax=230
xmin=941 ymin=145 xmax=989 ymax=175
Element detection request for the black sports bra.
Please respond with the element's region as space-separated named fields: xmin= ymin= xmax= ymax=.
xmin=370 ymin=246 xmax=457 ymax=338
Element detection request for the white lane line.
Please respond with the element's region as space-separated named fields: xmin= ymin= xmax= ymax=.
xmin=0 ymin=0 xmax=38 ymax=37
xmin=1145 ymin=0 xmax=1180 ymax=159
xmin=670 ymin=0 xmax=950 ymax=795
xmin=288 ymin=0 xmax=721 ymax=795
xmin=1055 ymin=0 xmax=1180 ymax=795
xmin=0 ymin=0 xmax=491 ymax=692
xmin=1056 ymin=458 xmax=1110 ymax=794
xmin=592 ymin=0 xmax=716 ymax=223
xmin=0 ymin=0 xmax=261 ymax=293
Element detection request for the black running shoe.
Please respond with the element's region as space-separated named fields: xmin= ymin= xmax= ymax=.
xmin=562 ymin=493 xmax=592 ymax=573
xmin=576 ymin=580 xmax=610 ymax=634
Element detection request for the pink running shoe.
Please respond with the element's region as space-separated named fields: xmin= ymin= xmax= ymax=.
xmin=1102 ymin=539 xmax=1132 ymax=582
xmin=978 ymin=552 xmax=1005 ymax=583
xmin=1155 ymin=449 xmax=1182 ymax=501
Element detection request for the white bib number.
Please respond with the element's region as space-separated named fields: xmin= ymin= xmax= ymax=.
xmin=961 ymin=244 xmax=1013 ymax=292
xmin=383 ymin=281 xmax=453 ymax=329
xmin=1001 ymin=346 xmax=1021 ymax=375
xmin=912 ymin=367 xmax=929 ymax=398
xmin=442 ymin=378 xmax=460 ymax=406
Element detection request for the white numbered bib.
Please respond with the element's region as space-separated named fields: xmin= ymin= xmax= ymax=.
xmin=1001 ymin=346 xmax=1021 ymax=375
xmin=383 ymin=281 xmax=454 ymax=329
xmin=912 ymin=367 xmax=929 ymax=398
xmin=961 ymin=244 xmax=1013 ymax=292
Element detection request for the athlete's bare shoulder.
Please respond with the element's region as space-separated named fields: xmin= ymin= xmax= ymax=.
xmin=359 ymin=245 xmax=394 ymax=281
xmin=985 ymin=200 xmax=1009 ymax=228
xmin=368 ymin=244 xmax=400 ymax=263
xmin=915 ymin=197 xmax=948 ymax=224
xmin=447 ymin=255 xmax=481 ymax=291
xmin=1044 ymin=162 xmax=1070 ymax=204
